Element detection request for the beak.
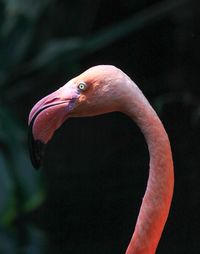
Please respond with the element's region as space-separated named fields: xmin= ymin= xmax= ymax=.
xmin=28 ymin=85 xmax=79 ymax=169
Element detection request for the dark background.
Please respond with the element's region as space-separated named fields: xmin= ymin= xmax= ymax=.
xmin=0 ymin=0 xmax=200 ymax=253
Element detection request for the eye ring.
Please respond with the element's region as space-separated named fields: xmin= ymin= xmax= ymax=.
xmin=78 ymin=82 xmax=88 ymax=91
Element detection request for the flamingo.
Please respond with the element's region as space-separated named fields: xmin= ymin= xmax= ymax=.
xmin=28 ymin=65 xmax=174 ymax=254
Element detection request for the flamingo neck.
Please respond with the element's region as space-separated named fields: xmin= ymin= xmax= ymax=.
xmin=122 ymin=83 xmax=174 ymax=254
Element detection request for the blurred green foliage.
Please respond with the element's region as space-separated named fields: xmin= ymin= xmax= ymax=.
xmin=0 ymin=0 xmax=52 ymax=250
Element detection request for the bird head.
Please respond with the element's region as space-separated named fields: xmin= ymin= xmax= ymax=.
xmin=28 ymin=65 xmax=131 ymax=169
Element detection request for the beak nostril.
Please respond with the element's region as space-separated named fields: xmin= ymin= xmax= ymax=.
xmin=46 ymin=97 xmax=60 ymax=104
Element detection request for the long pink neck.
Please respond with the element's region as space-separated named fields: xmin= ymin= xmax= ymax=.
xmin=122 ymin=84 xmax=174 ymax=254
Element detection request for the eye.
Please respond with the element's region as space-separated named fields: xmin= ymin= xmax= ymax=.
xmin=78 ymin=82 xmax=88 ymax=91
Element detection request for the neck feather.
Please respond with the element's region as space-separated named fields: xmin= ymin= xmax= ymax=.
xmin=122 ymin=82 xmax=174 ymax=254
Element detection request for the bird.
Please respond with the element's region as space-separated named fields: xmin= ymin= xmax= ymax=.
xmin=28 ymin=65 xmax=174 ymax=254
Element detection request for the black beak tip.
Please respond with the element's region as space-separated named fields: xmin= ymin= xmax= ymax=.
xmin=28 ymin=124 xmax=45 ymax=170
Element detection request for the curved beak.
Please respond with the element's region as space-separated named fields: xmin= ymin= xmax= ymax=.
xmin=28 ymin=85 xmax=79 ymax=169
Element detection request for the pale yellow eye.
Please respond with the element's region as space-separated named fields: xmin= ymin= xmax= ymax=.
xmin=78 ymin=82 xmax=88 ymax=91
